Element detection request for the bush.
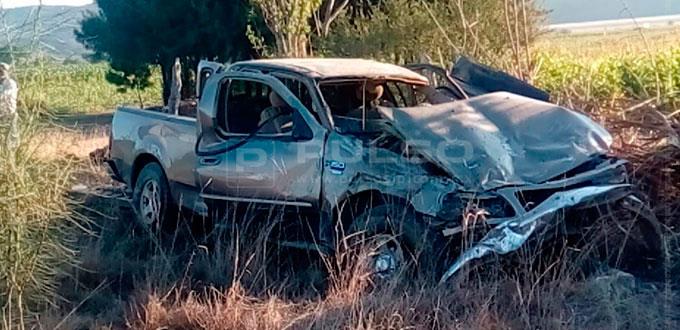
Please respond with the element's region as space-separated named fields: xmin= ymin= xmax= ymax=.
xmin=318 ymin=0 xmax=543 ymax=70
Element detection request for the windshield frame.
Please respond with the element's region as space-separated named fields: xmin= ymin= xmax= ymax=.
xmin=316 ymin=77 xmax=430 ymax=133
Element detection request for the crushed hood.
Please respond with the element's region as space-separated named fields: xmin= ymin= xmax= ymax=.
xmin=378 ymin=92 xmax=613 ymax=190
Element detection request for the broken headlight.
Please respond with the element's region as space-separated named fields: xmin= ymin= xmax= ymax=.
xmin=438 ymin=192 xmax=515 ymax=221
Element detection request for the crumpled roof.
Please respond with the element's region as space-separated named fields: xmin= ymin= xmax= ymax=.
xmin=232 ymin=58 xmax=429 ymax=83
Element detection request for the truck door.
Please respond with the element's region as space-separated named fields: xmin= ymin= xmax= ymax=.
xmin=195 ymin=73 xmax=325 ymax=208
xmin=196 ymin=60 xmax=225 ymax=99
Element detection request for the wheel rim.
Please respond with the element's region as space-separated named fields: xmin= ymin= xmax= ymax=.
xmin=140 ymin=179 xmax=161 ymax=227
xmin=367 ymin=235 xmax=404 ymax=280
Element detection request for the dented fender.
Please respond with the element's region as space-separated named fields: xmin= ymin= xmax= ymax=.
xmin=322 ymin=131 xmax=460 ymax=217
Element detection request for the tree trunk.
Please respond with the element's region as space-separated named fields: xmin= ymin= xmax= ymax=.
xmin=161 ymin=57 xmax=200 ymax=105
xmin=160 ymin=61 xmax=172 ymax=106
xmin=180 ymin=57 xmax=198 ymax=100
xmin=167 ymin=58 xmax=182 ymax=115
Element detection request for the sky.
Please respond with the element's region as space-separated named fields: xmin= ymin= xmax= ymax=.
xmin=542 ymin=0 xmax=680 ymax=23
xmin=1 ymin=0 xmax=680 ymax=23
xmin=0 ymin=0 xmax=92 ymax=9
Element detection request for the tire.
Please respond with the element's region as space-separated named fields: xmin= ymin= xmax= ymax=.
xmin=131 ymin=162 xmax=176 ymax=232
xmin=340 ymin=203 xmax=431 ymax=285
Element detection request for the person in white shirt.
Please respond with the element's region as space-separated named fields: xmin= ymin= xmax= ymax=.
xmin=0 ymin=63 xmax=19 ymax=150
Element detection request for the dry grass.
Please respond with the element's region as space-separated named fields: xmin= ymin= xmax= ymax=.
xmin=32 ymin=128 xmax=109 ymax=163
xmin=7 ymin=109 xmax=680 ymax=329
xmin=6 ymin=108 xmax=674 ymax=330
xmin=0 ymin=120 xmax=93 ymax=329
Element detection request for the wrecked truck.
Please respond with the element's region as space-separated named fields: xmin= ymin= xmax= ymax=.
xmin=107 ymin=58 xmax=653 ymax=282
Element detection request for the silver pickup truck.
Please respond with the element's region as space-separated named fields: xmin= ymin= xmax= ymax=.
xmin=108 ymin=58 xmax=650 ymax=282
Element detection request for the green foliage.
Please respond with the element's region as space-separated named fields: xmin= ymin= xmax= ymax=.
xmin=317 ymin=0 xmax=543 ymax=69
xmin=245 ymin=7 xmax=276 ymax=58
xmin=77 ymin=0 xmax=255 ymax=101
xmin=533 ymin=48 xmax=680 ymax=106
xmin=15 ymin=62 xmax=162 ymax=115
xmin=105 ymin=65 xmax=154 ymax=93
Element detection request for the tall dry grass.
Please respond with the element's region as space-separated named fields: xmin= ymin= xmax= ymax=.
xmin=0 ymin=119 xmax=90 ymax=329
xmin=37 ymin=180 xmax=678 ymax=329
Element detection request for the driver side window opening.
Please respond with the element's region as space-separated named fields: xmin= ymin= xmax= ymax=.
xmin=216 ymin=79 xmax=294 ymax=136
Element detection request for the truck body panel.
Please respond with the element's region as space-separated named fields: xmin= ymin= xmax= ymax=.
xmin=110 ymin=107 xmax=198 ymax=208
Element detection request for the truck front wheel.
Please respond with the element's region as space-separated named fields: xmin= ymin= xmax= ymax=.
xmin=337 ymin=204 xmax=430 ymax=287
xmin=132 ymin=162 xmax=176 ymax=232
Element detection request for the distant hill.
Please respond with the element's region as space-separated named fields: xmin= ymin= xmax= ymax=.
xmin=0 ymin=4 xmax=97 ymax=61
xmin=542 ymin=0 xmax=680 ymax=23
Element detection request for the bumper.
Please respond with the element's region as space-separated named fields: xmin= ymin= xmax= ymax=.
xmin=439 ymin=184 xmax=632 ymax=283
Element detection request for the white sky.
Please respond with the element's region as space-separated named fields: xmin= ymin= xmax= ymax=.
xmin=0 ymin=0 xmax=92 ymax=9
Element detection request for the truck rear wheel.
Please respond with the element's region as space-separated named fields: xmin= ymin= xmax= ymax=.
xmin=132 ymin=162 xmax=176 ymax=232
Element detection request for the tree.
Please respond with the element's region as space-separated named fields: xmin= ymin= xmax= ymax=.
xmin=77 ymin=0 xmax=255 ymax=103
xmin=318 ymin=0 xmax=544 ymax=78
xmin=313 ymin=0 xmax=351 ymax=37
xmin=249 ymin=0 xmax=323 ymax=57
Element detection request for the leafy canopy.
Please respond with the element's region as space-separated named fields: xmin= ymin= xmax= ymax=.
xmin=318 ymin=0 xmax=544 ymax=76
xmin=76 ymin=0 xmax=254 ymax=99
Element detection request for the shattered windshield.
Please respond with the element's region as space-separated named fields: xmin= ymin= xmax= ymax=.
xmin=318 ymin=79 xmax=430 ymax=134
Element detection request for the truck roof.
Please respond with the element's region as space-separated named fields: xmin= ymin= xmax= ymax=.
xmin=231 ymin=58 xmax=429 ymax=84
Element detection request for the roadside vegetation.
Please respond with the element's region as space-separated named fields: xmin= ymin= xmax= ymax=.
xmin=14 ymin=42 xmax=680 ymax=117
xmin=0 ymin=120 xmax=88 ymax=329
xmin=534 ymin=27 xmax=680 ymax=108
xmin=15 ymin=63 xmax=161 ymax=115
xmin=535 ymin=47 xmax=680 ymax=107
xmin=0 ymin=1 xmax=679 ymax=329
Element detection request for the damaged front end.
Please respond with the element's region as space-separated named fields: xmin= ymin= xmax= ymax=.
xmin=437 ymin=158 xmax=632 ymax=283
xmin=368 ymin=92 xmax=641 ymax=282
xmin=321 ymin=84 xmax=644 ymax=282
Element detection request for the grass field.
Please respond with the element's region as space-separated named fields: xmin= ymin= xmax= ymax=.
xmin=533 ymin=27 xmax=680 ymax=106
xmin=536 ymin=26 xmax=680 ymax=60
xmin=15 ymin=63 xmax=162 ymax=115
xmin=8 ymin=120 xmax=678 ymax=329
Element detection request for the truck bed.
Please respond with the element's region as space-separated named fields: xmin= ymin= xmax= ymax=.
xmin=109 ymin=106 xmax=199 ymax=207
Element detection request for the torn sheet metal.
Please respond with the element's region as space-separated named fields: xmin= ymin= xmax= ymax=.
xmin=321 ymin=130 xmax=457 ymax=218
xmin=378 ymin=92 xmax=613 ymax=190
xmin=451 ymin=56 xmax=551 ymax=102
xmin=439 ymin=184 xmax=631 ymax=283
